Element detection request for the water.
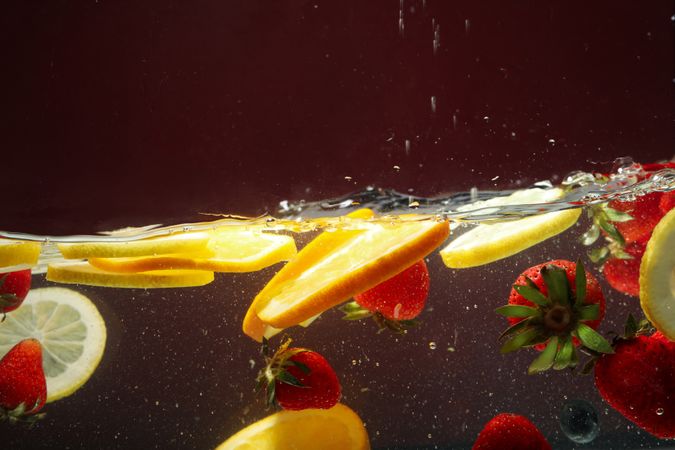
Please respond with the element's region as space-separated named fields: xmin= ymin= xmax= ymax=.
xmin=2 ymin=163 xmax=675 ymax=449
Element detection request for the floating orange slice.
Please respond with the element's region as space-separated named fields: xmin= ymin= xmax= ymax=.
xmin=243 ymin=209 xmax=449 ymax=341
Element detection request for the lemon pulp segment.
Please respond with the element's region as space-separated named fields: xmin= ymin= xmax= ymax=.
xmin=640 ymin=208 xmax=675 ymax=341
xmin=216 ymin=403 xmax=370 ymax=450
xmin=0 ymin=240 xmax=41 ymax=269
xmin=440 ymin=188 xmax=581 ymax=268
xmin=88 ymin=230 xmax=296 ymax=273
xmin=57 ymin=231 xmax=212 ymax=259
xmin=0 ymin=287 xmax=106 ymax=402
xmin=47 ymin=261 xmax=214 ymax=288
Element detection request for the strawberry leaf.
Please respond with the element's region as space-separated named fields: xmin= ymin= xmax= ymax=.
xmin=577 ymin=304 xmax=600 ymax=321
xmin=494 ymin=305 xmax=539 ymax=318
xmin=575 ymin=323 xmax=614 ymax=354
xmin=588 ymin=247 xmax=610 ymax=264
xmin=498 ymin=317 xmax=534 ymax=341
xmin=528 ymin=336 xmax=559 ymax=374
xmin=542 ymin=265 xmax=570 ymax=306
xmin=500 ymin=327 xmax=540 ymax=354
xmin=596 ymin=217 xmax=625 ymax=245
xmin=277 ymin=370 xmax=304 ymax=388
xmin=513 ymin=284 xmax=549 ymax=307
xmin=624 ymin=313 xmax=639 ymax=337
xmin=604 ymin=207 xmax=633 ymax=222
xmin=289 ymin=360 xmax=311 ymax=375
xmin=553 ymin=336 xmax=575 ymax=370
xmin=266 ymin=379 xmax=276 ymax=407
xmin=574 ymin=260 xmax=586 ymax=307
xmin=579 ymin=225 xmax=600 ymax=246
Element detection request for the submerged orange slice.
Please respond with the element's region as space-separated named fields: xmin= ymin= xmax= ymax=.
xmin=216 ymin=403 xmax=370 ymax=450
xmin=0 ymin=239 xmax=41 ymax=269
xmin=88 ymin=230 xmax=296 ymax=273
xmin=243 ymin=209 xmax=449 ymax=341
xmin=57 ymin=231 xmax=211 ymax=259
xmin=46 ymin=261 xmax=214 ymax=288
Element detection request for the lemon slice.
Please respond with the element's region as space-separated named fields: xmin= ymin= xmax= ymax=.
xmin=440 ymin=188 xmax=581 ymax=268
xmin=243 ymin=209 xmax=449 ymax=341
xmin=88 ymin=230 xmax=296 ymax=273
xmin=57 ymin=231 xmax=211 ymax=259
xmin=216 ymin=404 xmax=370 ymax=450
xmin=0 ymin=287 xmax=106 ymax=402
xmin=46 ymin=261 xmax=214 ymax=288
xmin=640 ymin=208 xmax=675 ymax=341
xmin=0 ymin=240 xmax=41 ymax=270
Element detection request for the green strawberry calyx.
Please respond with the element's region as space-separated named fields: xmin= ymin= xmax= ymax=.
xmin=0 ymin=399 xmax=46 ymax=426
xmin=255 ymin=338 xmax=310 ymax=408
xmin=580 ymin=203 xmax=634 ymax=265
xmin=496 ymin=261 xmax=613 ymax=375
xmin=339 ymin=301 xmax=419 ymax=334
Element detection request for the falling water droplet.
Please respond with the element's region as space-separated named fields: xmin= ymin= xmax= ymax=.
xmin=464 ymin=19 xmax=471 ymax=34
xmin=430 ymin=96 xmax=437 ymax=114
xmin=428 ymin=342 xmax=437 ymax=350
xmin=559 ymin=399 xmax=600 ymax=444
xmin=405 ymin=139 xmax=411 ymax=155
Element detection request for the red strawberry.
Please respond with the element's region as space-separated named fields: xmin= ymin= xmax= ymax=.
xmin=341 ymin=260 xmax=429 ymax=332
xmin=601 ymin=242 xmax=645 ymax=297
xmin=497 ymin=260 xmax=611 ymax=374
xmin=0 ymin=269 xmax=32 ymax=318
xmin=0 ymin=339 xmax=47 ymax=423
xmin=594 ymin=329 xmax=675 ymax=439
xmin=257 ymin=339 xmax=341 ymax=411
xmin=659 ymin=191 xmax=675 ymax=215
xmin=608 ymin=192 xmax=664 ymax=244
xmin=472 ymin=413 xmax=551 ymax=450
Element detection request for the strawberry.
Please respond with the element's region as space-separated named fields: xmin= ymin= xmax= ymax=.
xmin=0 ymin=269 xmax=32 ymax=319
xmin=594 ymin=319 xmax=675 ymax=439
xmin=607 ymin=192 xmax=664 ymax=245
xmin=497 ymin=260 xmax=612 ymax=374
xmin=341 ymin=260 xmax=429 ymax=333
xmin=659 ymin=191 xmax=675 ymax=215
xmin=257 ymin=339 xmax=341 ymax=411
xmin=0 ymin=339 xmax=47 ymax=423
xmin=601 ymin=242 xmax=645 ymax=297
xmin=472 ymin=413 xmax=551 ymax=450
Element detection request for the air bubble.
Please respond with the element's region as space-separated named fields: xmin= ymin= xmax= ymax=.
xmin=559 ymin=399 xmax=600 ymax=444
xmin=428 ymin=342 xmax=437 ymax=350
xmin=656 ymin=408 xmax=664 ymax=416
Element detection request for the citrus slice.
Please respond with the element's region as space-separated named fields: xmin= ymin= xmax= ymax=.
xmin=0 ymin=287 xmax=106 ymax=402
xmin=46 ymin=261 xmax=214 ymax=288
xmin=440 ymin=188 xmax=581 ymax=268
xmin=0 ymin=239 xmax=41 ymax=269
xmin=639 ymin=208 xmax=675 ymax=341
xmin=216 ymin=403 xmax=370 ymax=450
xmin=87 ymin=230 xmax=296 ymax=273
xmin=243 ymin=209 xmax=449 ymax=341
xmin=57 ymin=231 xmax=211 ymax=259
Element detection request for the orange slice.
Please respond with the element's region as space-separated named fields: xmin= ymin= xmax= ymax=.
xmin=46 ymin=261 xmax=214 ymax=288
xmin=57 ymin=231 xmax=211 ymax=259
xmin=243 ymin=209 xmax=449 ymax=341
xmin=216 ymin=404 xmax=370 ymax=450
xmin=88 ymin=230 xmax=296 ymax=273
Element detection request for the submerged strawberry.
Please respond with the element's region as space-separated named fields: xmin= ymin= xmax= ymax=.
xmin=256 ymin=339 xmax=341 ymax=411
xmin=0 ymin=339 xmax=47 ymax=423
xmin=601 ymin=242 xmax=645 ymax=297
xmin=0 ymin=269 xmax=32 ymax=319
xmin=472 ymin=413 xmax=551 ymax=450
xmin=341 ymin=259 xmax=429 ymax=333
xmin=497 ymin=260 xmax=611 ymax=374
xmin=607 ymin=192 xmax=663 ymax=245
xmin=593 ymin=317 xmax=675 ymax=439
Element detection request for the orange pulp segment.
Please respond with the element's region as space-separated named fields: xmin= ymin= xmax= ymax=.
xmin=46 ymin=261 xmax=214 ymax=288
xmin=215 ymin=403 xmax=370 ymax=450
xmin=243 ymin=209 xmax=449 ymax=341
xmin=87 ymin=230 xmax=296 ymax=273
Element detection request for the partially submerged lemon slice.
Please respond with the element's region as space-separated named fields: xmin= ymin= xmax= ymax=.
xmin=88 ymin=230 xmax=296 ymax=273
xmin=440 ymin=188 xmax=581 ymax=268
xmin=0 ymin=287 xmax=106 ymax=402
xmin=46 ymin=261 xmax=214 ymax=288
xmin=0 ymin=239 xmax=41 ymax=270
xmin=640 ymin=208 xmax=675 ymax=341
xmin=216 ymin=404 xmax=370 ymax=450
xmin=57 ymin=231 xmax=211 ymax=259
xmin=243 ymin=209 xmax=449 ymax=341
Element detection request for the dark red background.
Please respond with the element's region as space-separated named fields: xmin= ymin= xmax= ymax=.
xmin=1 ymin=1 xmax=672 ymax=235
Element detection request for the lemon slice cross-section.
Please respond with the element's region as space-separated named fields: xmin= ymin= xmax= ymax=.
xmin=88 ymin=230 xmax=296 ymax=273
xmin=0 ymin=240 xmax=41 ymax=270
xmin=440 ymin=188 xmax=581 ymax=268
xmin=0 ymin=287 xmax=107 ymax=402
xmin=46 ymin=261 xmax=214 ymax=288
xmin=243 ymin=209 xmax=449 ymax=341
xmin=640 ymin=207 xmax=675 ymax=341
xmin=57 ymin=231 xmax=211 ymax=259
xmin=216 ymin=403 xmax=370 ymax=450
